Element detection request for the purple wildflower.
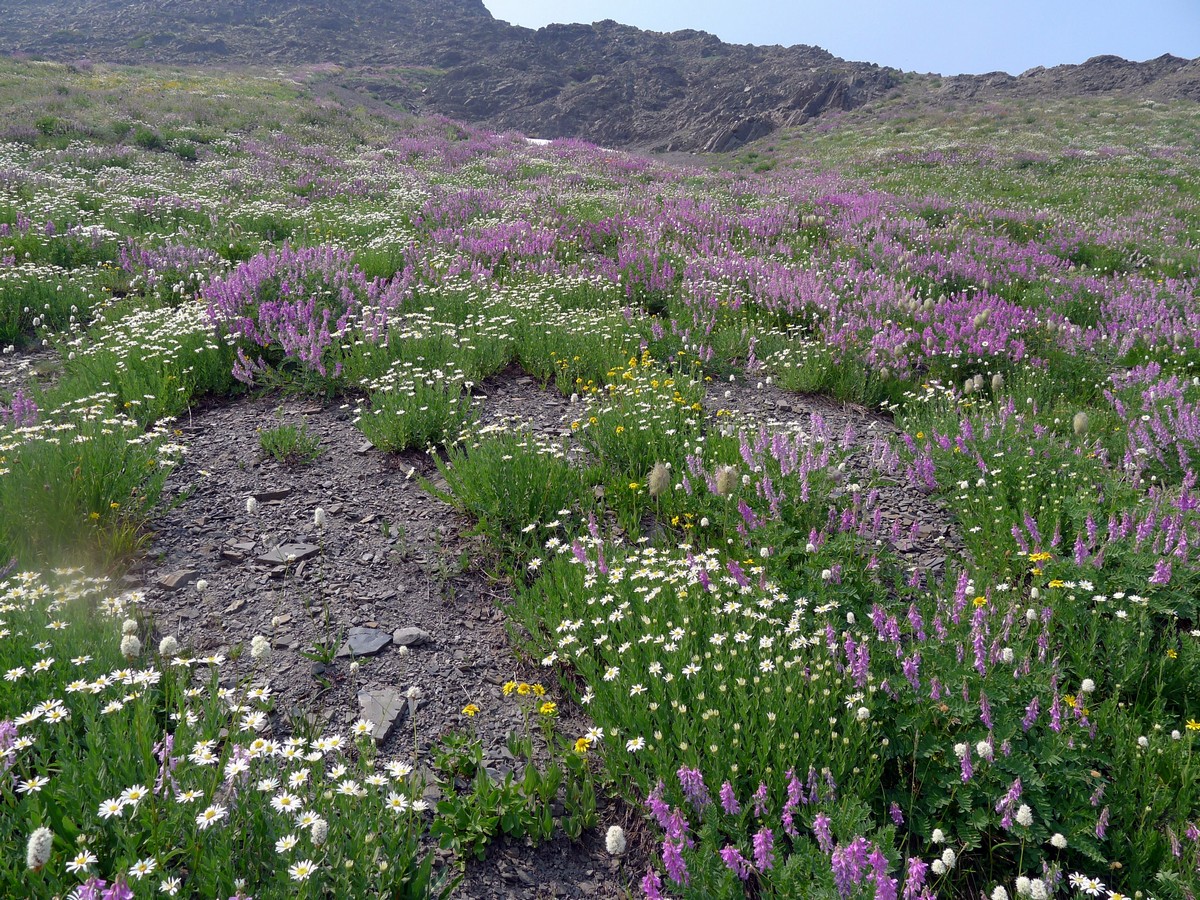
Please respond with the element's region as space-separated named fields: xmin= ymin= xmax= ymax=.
xmin=677 ymin=766 xmax=711 ymax=813
xmin=753 ymin=826 xmax=775 ymax=872
xmin=661 ymin=838 xmax=689 ymax=885
xmin=641 ymin=869 xmax=664 ymax=900
xmin=902 ymin=857 xmax=928 ymax=900
xmin=813 ymin=812 xmax=835 ymax=854
xmin=719 ymin=781 xmax=741 ymax=815
xmin=720 ymin=845 xmax=753 ymax=881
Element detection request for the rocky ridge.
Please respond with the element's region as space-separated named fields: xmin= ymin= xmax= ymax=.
xmin=4 ymin=0 xmax=1196 ymax=152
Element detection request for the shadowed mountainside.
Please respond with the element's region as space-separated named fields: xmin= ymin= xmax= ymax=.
xmin=2 ymin=0 xmax=1196 ymax=151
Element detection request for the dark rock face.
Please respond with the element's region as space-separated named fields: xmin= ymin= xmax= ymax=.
xmin=943 ymin=53 xmax=1200 ymax=102
xmin=0 ymin=0 xmax=900 ymax=150
xmin=2 ymin=1 xmax=1196 ymax=151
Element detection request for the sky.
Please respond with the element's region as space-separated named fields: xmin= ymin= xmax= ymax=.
xmin=482 ymin=0 xmax=1200 ymax=76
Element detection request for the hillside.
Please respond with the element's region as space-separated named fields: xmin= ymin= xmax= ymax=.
xmin=3 ymin=0 xmax=1196 ymax=152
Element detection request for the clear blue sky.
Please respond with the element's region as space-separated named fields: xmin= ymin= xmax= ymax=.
xmin=482 ymin=1 xmax=1200 ymax=75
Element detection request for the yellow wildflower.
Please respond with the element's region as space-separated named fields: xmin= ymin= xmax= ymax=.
xmin=539 ymin=702 xmax=557 ymax=716
xmin=462 ymin=703 xmax=480 ymax=717
xmin=502 ymin=681 xmax=518 ymax=696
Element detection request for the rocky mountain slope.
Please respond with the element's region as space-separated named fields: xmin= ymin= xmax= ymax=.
xmin=2 ymin=0 xmax=1196 ymax=151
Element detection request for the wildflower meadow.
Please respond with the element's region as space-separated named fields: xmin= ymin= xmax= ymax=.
xmin=1 ymin=58 xmax=1199 ymax=899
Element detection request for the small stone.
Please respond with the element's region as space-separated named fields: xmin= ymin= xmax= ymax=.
xmin=336 ymin=626 xmax=392 ymax=658
xmin=256 ymin=543 xmax=320 ymax=565
xmin=157 ymin=569 xmax=198 ymax=591
xmin=392 ymin=626 xmax=432 ymax=647
xmin=225 ymin=597 xmax=247 ymax=613
xmin=356 ymin=688 xmax=406 ymax=743
xmin=356 ymin=440 xmax=374 ymax=455
xmin=310 ymin=662 xmax=326 ymax=677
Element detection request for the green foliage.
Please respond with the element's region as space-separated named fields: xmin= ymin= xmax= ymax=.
xmin=258 ymin=414 xmax=324 ymax=464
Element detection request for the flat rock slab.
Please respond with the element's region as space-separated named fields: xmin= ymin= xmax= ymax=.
xmin=336 ymin=626 xmax=392 ymax=658
xmin=392 ymin=626 xmax=432 ymax=647
xmin=357 ymin=688 xmax=406 ymax=743
xmin=252 ymin=488 xmax=293 ymax=502
xmin=157 ymin=569 xmax=198 ymax=590
xmin=256 ymin=543 xmax=320 ymax=565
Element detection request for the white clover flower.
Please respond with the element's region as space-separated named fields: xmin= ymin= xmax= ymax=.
xmin=930 ymin=860 xmax=947 ymax=876
xmin=250 ymin=635 xmax=271 ymax=661
xmin=1015 ymin=876 xmax=1031 ymax=896
xmin=1015 ymin=804 xmax=1033 ymax=828
xmin=1029 ymin=879 xmax=1048 ymax=900
xmin=931 ymin=828 xmax=946 ymax=844
xmin=1000 ymin=647 xmax=1014 ymax=664
xmin=992 ymin=888 xmax=1009 ymax=900
xmin=1137 ymin=735 xmax=1149 ymax=749
xmin=120 ymin=634 xmax=142 ymax=660
xmin=122 ymin=618 xmax=139 ymax=635
xmin=953 ymin=743 xmax=968 ymax=760
xmin=158 ymin=636 xmax=179 ymax=658
xmin=194 ymin=579 xmax=208 ymax=593
xmin=820 ymin=569 xmax=832 ymax=581
xmin=940 ymin=848 xmax=956 ymax=868
xmin=1080 ymin=678 xmax=1096 ymax=693
xmin=313 ymin=507 xmax=326 ymax=528
xmin=605 ymin=825 xmax=627 ymax=856
xmin=246 ymin=497 xmax=259 ymax=514
xmin=976 ymin=740 xmax=994 ymax=761
xmin=1050 ymin=833 xmax=1067 ymax=849
xmin=856 ymin=706 xmax=870 ymax=722
xmin=26 ymin=826 xmax=53 ymax=871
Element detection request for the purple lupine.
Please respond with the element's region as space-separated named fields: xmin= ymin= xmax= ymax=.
xmin=76 ymin=879 xmax=108 ymax=900
xmin=889 ymin=802 xmax=904 ymax=826
xmin=0 ymin=389 xmax=39 ymax=427
xmin=102 ymin=881 xmax=135 ymax=900
xmin=641 ymin=869 xmax=664 ymax=900
xmin=678 ymin=765 xmax=711 ymax=812
xmin=995 ymin=777 xmax=1023 ymax=830
xmin=1150 ymin=557 xmax=1173 ymax=585
xmin=960 ymin=745 xmax=974 ymax=783
xmin=152 ymin=732 xmax=181 ymax=797
xmin=901 ymin=857 xmax=928 ymax=900
xmin=752 ymin=781 xmax=769 ymax=817
xmin=720 ymin=845 xmax=753 ymax=880
xmin=979 ymin=692 xmax=993 ymax=730
xmin=661 ymin=838 xmax=689 ymax=885
xmin=902 ymin=653 xmax=921 ymax=692
xmin=0 ymin=720 xmax=17 ymax=772
xmin=813 ymin=812 xmax=834 ymax=854
xmin=830 ymin=837 xmax=872 ymax=898
xmin=1096 ymin=806 xmax=1110 ymax=840
xmin=753 ymin=826 xmax=775 ymax=871
xmin=646 ymin=781 xmax=672 ymax=830
xmin=870 ymin=846 xmax=898 ymax=900
xmin=719 ymin=780 xmax=741 ymax=815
